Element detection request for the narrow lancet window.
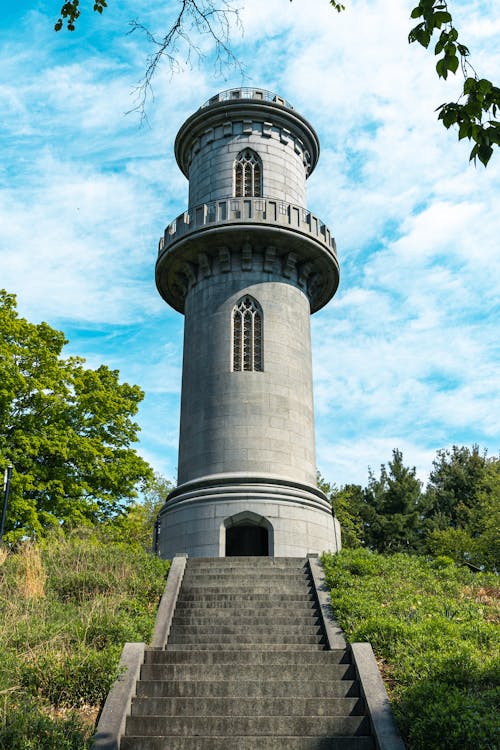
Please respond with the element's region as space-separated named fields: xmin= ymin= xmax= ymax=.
xmin=232 ymin=296 xmax=263 ymax=372
xmin=234 ymin=149 xmax=262 ymax=197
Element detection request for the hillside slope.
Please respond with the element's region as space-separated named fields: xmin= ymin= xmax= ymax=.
xmin=0 ymin=537 xmax=497 ymax=749
xmin=323 ymin=549 xmax=499 ymax=750
xmin=0 ymin=529 xmax=169 ymax=749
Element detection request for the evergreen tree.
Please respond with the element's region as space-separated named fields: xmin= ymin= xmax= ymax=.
xmin=424 ymin=446 xmax=499 ymax=570
xmin=361 ymin=449 xmax=423 ymax=553
xmin=318 ymin=474 xmax=364 ymax=548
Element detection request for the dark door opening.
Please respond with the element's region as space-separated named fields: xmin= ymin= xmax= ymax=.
xmin=226 ymin=525 xmax=268 ymax=556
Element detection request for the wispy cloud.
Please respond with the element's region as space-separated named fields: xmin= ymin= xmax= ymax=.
xmin=0 ymin=0 xmax=498 ymax=487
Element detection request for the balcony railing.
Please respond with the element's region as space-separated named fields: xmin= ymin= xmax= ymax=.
xmin=200 ymin=88 xmax=294 ymax=110
xmin=159 ymin=197 xmax=336 ymax=259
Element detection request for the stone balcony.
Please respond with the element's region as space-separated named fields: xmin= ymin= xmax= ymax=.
xmin=158 ymin=196 xmax=337 ymax=262
xmin=200 ymin=87 xmax=295 ymax=111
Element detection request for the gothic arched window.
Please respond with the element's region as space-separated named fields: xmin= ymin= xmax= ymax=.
xmin=232 ymin=296 xmax=263 ymax=372
xmin=234 ymin=149 xmax=262 ymax=198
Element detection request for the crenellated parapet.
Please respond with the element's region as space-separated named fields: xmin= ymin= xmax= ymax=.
xmin=159 ymin=197 xmax=336 ymax=255
xmin=177 ymin=114 xmax=314 ymax=180
xmin=175 ymin=88 xmax=318 ymax=180
xmin=174 ymin=89 xmax=321 ymax=208
xmin=156 ymin=208 xmax=339 ymax=313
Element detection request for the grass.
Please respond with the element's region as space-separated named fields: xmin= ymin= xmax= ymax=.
xmin=1 ymin=535 xmax=497 ymax=749
xmin=322 ymin=549 xmax=500 ymax=750
xmin=0 ymin=528 xmax=169 ymax=749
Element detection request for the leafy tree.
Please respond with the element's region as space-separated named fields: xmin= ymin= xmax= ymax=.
xmin=0 ymin=290 xmax=152 ymax=543
xmin=408 ymin=0 xmax=499 ymax=166
xmin=424 ymin=446 xmax=500 ymax=570
xmin=53 ymin=0 xmax=499 ymax=165
xmin=360 ymin=449 xmax=423 ymax=553
xmin=318 ymin=473 xmax=364 ymax=548
xmin=104 ymin=472 xmax=174 ymax=551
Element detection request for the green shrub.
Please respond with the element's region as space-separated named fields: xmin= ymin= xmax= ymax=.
xmin=0 ymin=696 xmax=92 ymax=750
xmin=0 ymin=530 xmax=169 ymax=746
xmin=20 ymin=646 xmax=121 ymax=707
xmin=322 ymin=549 xmax=500 ymax=750
xmin=397 ymin=683 xmax=500 ymax=750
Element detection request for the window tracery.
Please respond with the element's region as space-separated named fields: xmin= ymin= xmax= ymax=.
xmin=232 ymin=296 xmax=263 ymax=372
xmin=234 ymin=149 xmax=262 ymax=197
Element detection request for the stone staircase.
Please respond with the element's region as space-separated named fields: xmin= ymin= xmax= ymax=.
xmin=120 ymin=557 xmax=376 ymax=750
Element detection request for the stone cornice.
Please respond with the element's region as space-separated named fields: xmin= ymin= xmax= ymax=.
xmin=155 ymin=231 xmax=339 ymax=315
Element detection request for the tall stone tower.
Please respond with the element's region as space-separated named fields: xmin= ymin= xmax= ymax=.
xmin=156 ymin=88 xmax=340 ymax=558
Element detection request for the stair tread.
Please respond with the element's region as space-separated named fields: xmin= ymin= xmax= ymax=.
xmin=130 ymin=696 xmax=365 ymax=716
xmin=120 ymin=558 xmax=375 ymax=749
xmin=120 ymin=738 xmax=375 ymax=750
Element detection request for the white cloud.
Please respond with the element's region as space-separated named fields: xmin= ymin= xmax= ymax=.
xmin=0 ymin=0 xmax=498 ymax=488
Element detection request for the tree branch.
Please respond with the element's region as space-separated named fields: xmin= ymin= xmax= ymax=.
xmin=409 ymin=0 xmax=500 ymax=166
xmin=127 ymin=0 xmax=245 ymax=120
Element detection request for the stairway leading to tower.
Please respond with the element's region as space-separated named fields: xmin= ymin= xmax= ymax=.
xmin=119 ymin=557 xmax=377 ymax=750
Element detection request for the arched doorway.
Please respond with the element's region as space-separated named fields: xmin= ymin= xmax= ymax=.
xmin=226 ymin=525 xmax=268 ymax=556
xmin=222 ymin=511 xmax=274 ymax=557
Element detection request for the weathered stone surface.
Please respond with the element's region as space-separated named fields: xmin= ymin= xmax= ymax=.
xmin=155 ymin=89 xmax=341 ymax=559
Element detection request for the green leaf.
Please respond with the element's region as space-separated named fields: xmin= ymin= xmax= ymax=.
xmin=477 ymin=79 xmax=493 ymax=95
xmin=463 ymin=78 xmax=477 ymax=94
xmin=446 ymin=54 xmax=459 ymax=74
xmin=409 ymin=23 xmax=432 ymax=48
xmin=477 ymin=143 xmax=493 ymax=166
xmin=434 ymin=11 xmax=452 ymax=26
xmin=436 ymin=58 xmax=448 ymax=79
xmin=458 ymin=122 xmax=470 ymax=141
xmin=434 ymin=30 xmax=448 ymax=55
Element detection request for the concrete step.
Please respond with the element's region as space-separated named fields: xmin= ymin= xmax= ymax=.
xmin=144 ymin=649 xmax=349 ymax=664
xmin=170 ymin=614 xmax=321 ymax=626
xmin=167 ymin=633 xmax=325 ymax=645
xmin=125 ymin=715 xmax=372 ymax=737
xmin=165 ymin=643 xmax=326 ymax=651
xmin=174 ymin=599 xmax=317 ymax=610
xmin=140 ymin=664 xmax=356 ymax=683
xmin=135 ymin=680 xmax=360 ymax=699
xmin=182 ymin=571 xmax=310 ymax=586
xmin=180 ymin=583 xmax=313 ymax=592
xmin=181 ymin=573 xmax=309 ymax=581
xmin=168 ymin=623 xmax=323 ymax=636
xmin=120 ymin=737 xmax=375 ymax=750
xmin=130 ymin=696 xmax=365 ymax=717
xmin=176 ymin=593 xmax=314 ymax=602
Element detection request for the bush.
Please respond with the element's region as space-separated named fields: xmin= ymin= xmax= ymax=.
xmin=322 ymin=549 xmax=500 ymax=750
xmin=0 ymin=696 xmax=92 ymax=750
xmin=398 ymin=683 xmax=500 ymax=750
xmin=0 ymin=530 xmax=169 ymax=746
xmin=20 ymin=646 xmax=121 ymax=707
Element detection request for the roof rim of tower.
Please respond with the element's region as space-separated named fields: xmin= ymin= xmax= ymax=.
xmin=174 ymin=87 xmax=320 ymax=179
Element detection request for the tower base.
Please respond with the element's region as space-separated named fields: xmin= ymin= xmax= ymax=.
xmin=156 ymin=474 xmax=342 ymax=558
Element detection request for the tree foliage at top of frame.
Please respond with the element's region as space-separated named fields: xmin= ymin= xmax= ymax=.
xmin=54 ymin=0 xmax=499 ymax=167
xmin=408 ymin=0 xmax=500 ymax=165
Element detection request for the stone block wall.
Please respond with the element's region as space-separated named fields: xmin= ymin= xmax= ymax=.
xmin=178 ymin=262 xmax=316 ymax=487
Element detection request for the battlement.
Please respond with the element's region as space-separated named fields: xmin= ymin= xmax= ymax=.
xmin=200 ymin=88 xmax=294 ymax=111
xmin=159 ymin=197 xmax=336 ymax=260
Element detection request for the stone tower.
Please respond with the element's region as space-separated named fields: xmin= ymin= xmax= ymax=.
xmin=156 ymin=88 xmax=340 ymax=558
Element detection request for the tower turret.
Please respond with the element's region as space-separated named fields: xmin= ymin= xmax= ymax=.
xmin=156 ymin=87 xmax=340 ymax=557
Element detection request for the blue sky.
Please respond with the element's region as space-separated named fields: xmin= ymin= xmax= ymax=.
xmin=1 ymin=0 xmax=499 ymax=488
